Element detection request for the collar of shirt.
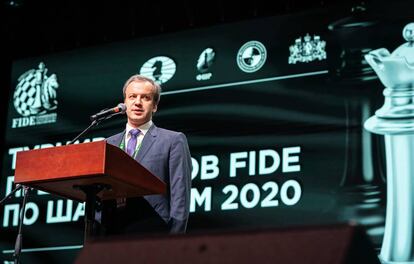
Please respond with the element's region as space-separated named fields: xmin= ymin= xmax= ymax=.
xmin=125 ymin=120 xmax=152 ymax=147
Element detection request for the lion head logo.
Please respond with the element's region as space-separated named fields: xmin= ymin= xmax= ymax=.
xmin=13 ymin=62 xmax=59 ymax=116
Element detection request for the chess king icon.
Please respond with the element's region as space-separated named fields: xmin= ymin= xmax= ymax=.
xmin=364 ymin=23 xmax=414 ymax=264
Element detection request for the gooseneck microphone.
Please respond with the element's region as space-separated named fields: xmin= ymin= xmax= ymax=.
xmin=90 ymin=103 xmax=126 ymax=121
xmin=68 ymin=103 xmax=126 ymax=145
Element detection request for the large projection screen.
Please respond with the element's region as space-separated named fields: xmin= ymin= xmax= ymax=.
xmin=1 ymin=6 xmax=409 ymax=263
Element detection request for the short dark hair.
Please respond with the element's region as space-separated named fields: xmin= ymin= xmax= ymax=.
xmin=122 ymin=74 xmax=161 ymax=105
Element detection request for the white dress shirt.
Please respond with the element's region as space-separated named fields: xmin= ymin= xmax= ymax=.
xmin=125 ymin=120 xmax=153 ymax=153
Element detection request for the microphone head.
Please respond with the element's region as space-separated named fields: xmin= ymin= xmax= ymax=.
xmin=117 ymin=103 xmax=127 ymax=114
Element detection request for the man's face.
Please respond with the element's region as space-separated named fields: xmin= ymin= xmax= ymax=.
xmin=124 ymin=80 xmax=157 ymax=127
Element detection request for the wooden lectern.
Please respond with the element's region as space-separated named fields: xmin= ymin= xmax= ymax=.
xmin=14 ymin=141 xmax=166 ymax=241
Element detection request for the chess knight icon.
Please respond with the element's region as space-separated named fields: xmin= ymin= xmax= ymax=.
xmin=288 ymin=34 xmax=327 ymax=64
xmin=364 ymin=23 xmax=414 ymax=264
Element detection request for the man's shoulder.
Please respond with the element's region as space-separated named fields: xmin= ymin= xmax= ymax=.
xmin=155 ymin=126 xmax=181 ymax=136
xmin=106 ymin=131 xmax=124 ymax=146
xmin=153 ymin=126 xmax=187 ymax=142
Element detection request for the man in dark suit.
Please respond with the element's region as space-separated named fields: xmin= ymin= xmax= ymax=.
xmin=100 ymin=74 xmax=192 ymax=235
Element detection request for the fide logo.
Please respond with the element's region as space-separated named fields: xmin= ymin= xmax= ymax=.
xmin=12 ymin=62 xmax=59 ymax=128
xmin=139 ymin=56 xmax=176 ymax=84
xmin=237 ymin=40 xmax=267 ymax=73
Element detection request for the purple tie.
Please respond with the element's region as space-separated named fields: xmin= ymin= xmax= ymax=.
xmin=126 ymin=128 xmax=140 ymax=156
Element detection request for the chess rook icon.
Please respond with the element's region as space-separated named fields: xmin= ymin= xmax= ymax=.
xmin=364 ymin=23 xmax=414 ymax=264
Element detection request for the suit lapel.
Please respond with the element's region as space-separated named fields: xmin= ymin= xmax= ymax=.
xmin=136 ymin=124 xmax=158 ymax=162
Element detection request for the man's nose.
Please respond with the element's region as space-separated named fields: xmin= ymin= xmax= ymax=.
xmin=134 ymin=97 xmax=143 ymax=104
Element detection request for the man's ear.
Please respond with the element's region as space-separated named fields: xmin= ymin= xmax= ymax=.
xmin=153 ymin=104 xmax=158 ymax=113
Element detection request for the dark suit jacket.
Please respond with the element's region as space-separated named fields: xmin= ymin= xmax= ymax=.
xmin=105 ymin=124 xmax=192 ymax=234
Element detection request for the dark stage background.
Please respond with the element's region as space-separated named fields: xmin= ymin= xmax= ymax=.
xmin=0 ymin=0 xmax=412 ymax=263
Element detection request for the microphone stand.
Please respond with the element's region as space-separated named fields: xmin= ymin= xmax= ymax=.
xmin=13 ymin=186 xmax=31 ymax=264
xmin=68 ymin=119 xmax=100 ymax=145
xmin=0 ymin=184 xmax=22 ymax=205
xmin=68 ymin=110 xmax=120 ymax=145
xmin=1 ymin=184 xmax=31 ymax=264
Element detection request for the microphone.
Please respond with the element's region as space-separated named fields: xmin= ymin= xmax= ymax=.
xmin=90 ymin=103 xmax=126 ymax=121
